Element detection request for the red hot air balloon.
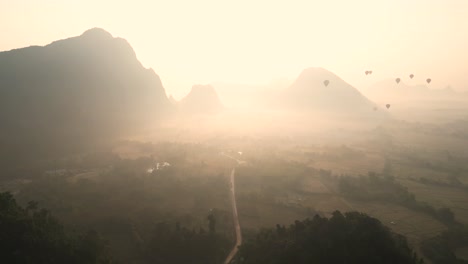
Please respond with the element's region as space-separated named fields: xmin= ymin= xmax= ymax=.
xmin=323 ymin=80 xmax=330 ymax=87
xmin=426 ymin=78 xmax=432 ymax=84
xmin=409 ymin=74 xmax=414 ymax=79
xmin=365 ymin=71 xmax=369 ymax=75
xmin=395 ymin=78 xmax=401 ymax=84
xmin=386 ymin=104 xmax=391 ymax=109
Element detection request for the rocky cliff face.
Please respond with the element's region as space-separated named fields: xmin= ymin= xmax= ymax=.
xmin=0 ymin=28 xmax=172 ymax=167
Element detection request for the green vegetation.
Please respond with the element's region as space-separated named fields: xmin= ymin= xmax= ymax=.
xmin=9 ymin=144 xmax=234 ymax=263
xmin=145 ymin=220 xmax=231 ymax=264
xmin=338 ymin=173 xmax=457 ymax=226
xmin=237 ymin=211 xmax=424 ymax=264
xmin=1 ymin=17 xmax=468 ymax=264
xmin=2 ymin=138 xmax=468 ymax=263
xmin=421 ymin=226 xmax=468 ymax=264
xmin=336 ymin=173 xmax=468 ymax=263
xmin=236 ymin=158 xmax=312 ymax=201
xmin=0 ymin=192 xmax=113 ymax=264
xmin=1 ymin=190 xmax=232 ymax=264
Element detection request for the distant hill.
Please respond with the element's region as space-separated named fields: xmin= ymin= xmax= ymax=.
xmin=0 ymin=28 xmax=171 ymax=173
xmin=281 ymin=67 xmax=378 ymax=113
xmin=168 ymin=95 xmax=178 ymax=105
xmin=362 ymin=80 xmax=466 ymax=104
xmin=179 ymin=85 xmax=223 ymax=114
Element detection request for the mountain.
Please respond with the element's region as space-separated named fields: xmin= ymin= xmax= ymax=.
xmin=179 ymin=85 xmax=223 ymax=114
xmin=168 ymin=95 xmax=178 ymax=105
xmin=281 ymin=67 xmax=378 ymax=113
xmin=0 ymin=28 xmax=171 ymax=173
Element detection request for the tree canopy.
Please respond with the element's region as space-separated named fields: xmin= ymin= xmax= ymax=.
xmin=237 ymin=211 xmax=424 ymax=264
xmin=0 ymin=192 xmax=113 ymax=264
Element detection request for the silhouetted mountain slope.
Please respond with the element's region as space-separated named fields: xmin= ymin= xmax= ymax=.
xmin=0 ymin=28 xmax=171 ymax=173
xmin=282 ymin=67 xmax=376 ymax=113
xmin=168 ymin=95 xmax=178 ymax=105
xmin=179 ymin=85 xmax=223 ymax=114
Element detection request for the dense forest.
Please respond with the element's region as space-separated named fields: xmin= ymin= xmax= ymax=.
xmin=2 ymin=192 xmax=426 ymax=264
xmin=0 ymin=192 xmax=113 ymax=263
xmin=3 ymin=142 xmax=467 ymax=263
xmin=0 ymin=192 xmax=232 ymax=264
xmin=421 ymin=226 xmax=468 ymax=264
xmin=236 ymin=211 xmax=424 ymax=264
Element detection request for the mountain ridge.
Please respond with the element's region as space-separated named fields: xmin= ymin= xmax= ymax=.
xmin=0 ymin=28 xmax=172 ymax=172
xmin=179 ymin=84 xmax=224 ymax=114
xmin=282 ymin=67 xmax=379 ymax=113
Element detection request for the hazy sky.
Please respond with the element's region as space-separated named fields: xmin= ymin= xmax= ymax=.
xmin=1 ymin=0 xmax=468 ymax=98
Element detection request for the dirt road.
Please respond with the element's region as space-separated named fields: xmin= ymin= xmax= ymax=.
xmin=224 ymin=167 xmax=242 ymax=264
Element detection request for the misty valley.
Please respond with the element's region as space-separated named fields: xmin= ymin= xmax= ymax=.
xmin=1 ymin=28 xmax=468 ymax=264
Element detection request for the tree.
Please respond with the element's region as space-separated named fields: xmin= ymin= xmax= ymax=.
xmin=238 ymin=211 xmax=424 ymax=264
xmin=0 ymin=192 xmax=113 ymax=264
xmin=436 ymin=208 xmax=455 ymax=224
xmin=208 ymin=213 xmax=216 ymax=234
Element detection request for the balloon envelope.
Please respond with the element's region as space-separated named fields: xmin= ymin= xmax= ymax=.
xmin=386 ymin=104 xmax=391 ymax=109
xmin=410 ymin=74 xmax=414 ymax=79
xmin=395 ymin=78 xmax=401 ymax=84
xmin=426 ymin=78 xmax=432 ymax=84
xmin=323 ymin=80 xmax=330 ymax=87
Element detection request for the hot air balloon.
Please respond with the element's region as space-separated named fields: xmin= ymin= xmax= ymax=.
xmin=386 ymin=104 xmax=391 ymax=109
xmin=369 ymin=71 xmax=373 ymax=75
xmin=323 ymin=80 xmax=330 ymax=87
xmin=373 ymin=107 xmax=378 ymax=111
xmin=395 ymin=78 xmax=401 ymax=84
xmin=426 ymin=78 xmax=431 ymax=84
xmin=409 ymin=74 xmax=414 ymax=79
xmin=365 ymin=71 xmax=369 ymax=75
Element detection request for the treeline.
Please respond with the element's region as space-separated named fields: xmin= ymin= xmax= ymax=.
xmin=236 ymin=211 xmax=424 ymax=264
xmin=1 ymin=191 xmax=233 ymax=264
xmin=145 ymin=220 xmax=231 ymax=264
xmin=336 ymin=173 xmax=468 ymax=263
xmin=421 ymin=226 xmax=468 ymax=264
xmin=417 ymin=176 xmax=468 ymax=192
xmin=2 ymin=193 xmax=431 ymax=264
xmin=13 ymin=151 xmax=233 ymax=263
xmin=338 ymin=173 xmax=456 ymax=226
xmin=0 ymin=192 xmax=113 ymax=264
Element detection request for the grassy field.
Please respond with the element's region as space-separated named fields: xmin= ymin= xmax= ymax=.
xmin=234 ymin=163 xmax=446 ymax=258
xmin=2 ymin=115 xmax=467 ymax=263
xmin=348 ymin=201 xmax=445 ymax=243
xmin=400 ymin=179 xmax=468 ymax=224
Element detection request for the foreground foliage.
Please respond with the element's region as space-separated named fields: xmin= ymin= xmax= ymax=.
xmin=145 ymin=221 xmax=232 ymax=264
xmin=0 ymin=192 xmax=113 ymax=264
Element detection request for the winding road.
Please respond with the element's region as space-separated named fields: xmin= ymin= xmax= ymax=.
xmin=222 ymin=153 xmax=243 ymax=264
xmin=224 ymin=168 xmax=242 ymax=264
